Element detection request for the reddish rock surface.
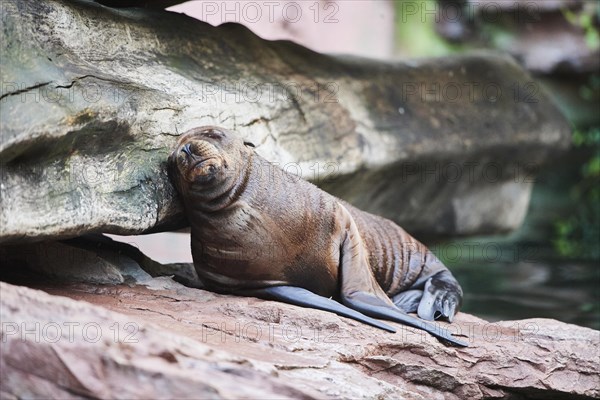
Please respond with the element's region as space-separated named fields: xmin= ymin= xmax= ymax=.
xmin=2 ymin=279 xmax=598 ymax=399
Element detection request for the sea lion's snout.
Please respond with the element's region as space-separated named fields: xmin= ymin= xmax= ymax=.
xmin=173 ymin=135 xmax=225 ymax=184
xmin=168 ymin=126 xmax=251 ymax=205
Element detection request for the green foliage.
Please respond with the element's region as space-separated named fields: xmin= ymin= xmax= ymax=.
xmin=578 ymin=73 xmax=600 ymax=109
xmin=553 ymin=127 xmax=600 ymax=260
xmin=563 ymin=4 xmax=600 ymax=50
xmin=394 ymin=0 xmax=465 ymax=58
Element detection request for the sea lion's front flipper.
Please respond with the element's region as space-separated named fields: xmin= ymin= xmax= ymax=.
xmin=238 ymin=286 xmax=397 ymax=332
xmin=392 ymin=290 xmax=423 ymax=313
xmin=337 ymin=206 xmax=468 ymax=347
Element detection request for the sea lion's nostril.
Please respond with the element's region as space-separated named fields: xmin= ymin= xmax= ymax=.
xmin=182 ymin=143 xmax=192 ymax=156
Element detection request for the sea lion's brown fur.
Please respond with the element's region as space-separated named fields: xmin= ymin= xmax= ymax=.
xmin=168 ymin=126 xmax=463 ymax=327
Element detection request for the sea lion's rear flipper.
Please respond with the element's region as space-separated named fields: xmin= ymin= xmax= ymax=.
xmin=238 ymin=286 xmax=396 ymax=333
xmin=417 ymin=270 xmax=463 ymax=323
xmin=341 ymin=290 xmax=468 ymax=346
xmin=338 ymin=206 xmax=468 ymax=347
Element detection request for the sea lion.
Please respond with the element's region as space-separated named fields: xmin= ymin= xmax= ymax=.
xmin=168 ymin=126 xmax=467 ymax=346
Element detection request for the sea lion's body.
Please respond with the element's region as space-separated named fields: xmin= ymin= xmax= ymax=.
xmin=169 ymin=127 xmax=466 ymax=346
xmin=188 ymin=154 xmax=442 ymax=298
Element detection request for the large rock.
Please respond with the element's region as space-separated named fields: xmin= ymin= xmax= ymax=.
xmin=1 ymin=279 xmax=598 ymax=399
xmin=0 ymin=235 xmax=200 ymax=287
xmin=0 ymin=0 xmax=570 ymax=243
xmin=0 ymin=282 xmax=319 ymax=399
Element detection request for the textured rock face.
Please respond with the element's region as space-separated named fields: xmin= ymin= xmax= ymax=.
xmin=1 ymin=279 xmax=598 ymax=400
xmin=0 ymin=0 xmax=570 ymax=243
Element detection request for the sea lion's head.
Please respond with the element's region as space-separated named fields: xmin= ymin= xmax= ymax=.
xmin=168 ymin=126 xmax=253 ymax=204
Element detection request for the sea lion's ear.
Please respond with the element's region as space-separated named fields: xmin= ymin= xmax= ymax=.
xmin=244 ymin=141 xmax=256 ymax=148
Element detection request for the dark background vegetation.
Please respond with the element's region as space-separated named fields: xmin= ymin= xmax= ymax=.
xmin=392 ymin=0 xmax=599 ymax=328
